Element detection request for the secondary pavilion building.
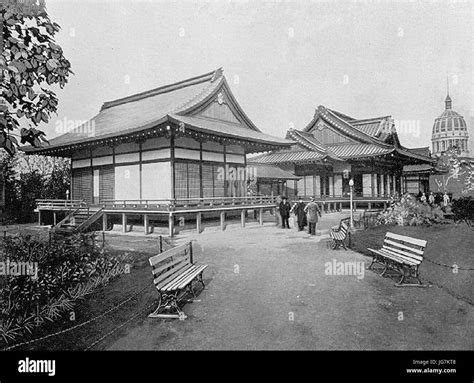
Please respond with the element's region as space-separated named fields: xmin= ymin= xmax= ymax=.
xmin=252 ymin=105 xmax=435 ymax=209
xmin=24 ymin=68 xmax=293 ymax=234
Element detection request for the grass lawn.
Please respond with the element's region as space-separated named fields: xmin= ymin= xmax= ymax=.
xmin=350 ymin=223 xmax=474 ymax=304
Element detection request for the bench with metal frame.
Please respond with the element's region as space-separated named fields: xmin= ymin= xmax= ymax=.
xmin=329 ymin=220 xmax=349 ymax=250
xmin=148 ymin=241 xmax=208 ymax=319
xmin=367 ymin=232 xmax=427 ymax=287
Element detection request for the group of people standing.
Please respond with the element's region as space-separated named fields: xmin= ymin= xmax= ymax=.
xmin=278 ymin=196 xmax=322 ymax=235
xmin=420 ymin=191 xmax=450 ymax=207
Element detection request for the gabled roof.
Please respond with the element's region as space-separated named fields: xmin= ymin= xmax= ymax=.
xmin=24 ymin=68 xmax=292 ymax=155
xmin=286 ymin=129 xmax=341 ymax=161
xmin=303 ymin=106 xmax=391 ymax=145
xmin=304 ymin=105 xmax=399 ymax=145
xmin=252 ymin=104 xmax=434 ymax=166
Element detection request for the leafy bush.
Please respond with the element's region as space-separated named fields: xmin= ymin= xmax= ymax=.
xmin=0 ymin=233 xmax=127 ymax=344
xmin=376 ymin=193 xmax=444 ymax=226
xmin=451 ymin=196 xmax=474 ymax=227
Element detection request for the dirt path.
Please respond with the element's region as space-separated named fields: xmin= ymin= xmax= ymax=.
xmin=105 ymin=217 xmax=473 ymax=350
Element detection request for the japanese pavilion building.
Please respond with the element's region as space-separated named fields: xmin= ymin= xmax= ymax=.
xmin=252 ymin=105 xmax=435 ymax=207
xmin=24 ymin=68 xmax=297 ymax=235
xmin=25 ymin=68 xmax=292 ymax=204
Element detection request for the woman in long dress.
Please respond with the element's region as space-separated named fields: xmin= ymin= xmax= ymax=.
xmin=291 ymin=197 xmax=307 ymax=231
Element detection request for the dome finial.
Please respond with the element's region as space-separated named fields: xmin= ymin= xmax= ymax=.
xmin=445 ymin=75 xmax=452 ymax=110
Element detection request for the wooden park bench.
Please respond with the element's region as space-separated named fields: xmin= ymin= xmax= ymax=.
xmin=367 ymin=232 xmax=427 ymax=287
xmin=148 ymin=241 xmax=208 ymax=319
xmin=329 ymin=220 xmax=349 ymax=250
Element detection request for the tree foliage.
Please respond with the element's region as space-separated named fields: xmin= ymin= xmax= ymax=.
xmin=0 ymin=150 xmax=70 ymax=223
xmin=1 ymin=0 xmax=72 ymax=155
xmin=434 ymin=147 xmax=474 ymax=195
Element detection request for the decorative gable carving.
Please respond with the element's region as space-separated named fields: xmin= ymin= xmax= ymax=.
xmin=195 ymin=92 xmax=242 ymax=125
xmin=309 ymin=119 xmax=354 ymax=145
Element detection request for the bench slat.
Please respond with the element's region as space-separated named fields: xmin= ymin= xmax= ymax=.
xmin=149 ymin=243 xmax=191 ymax=267
xmin=152 ymin=256 xmax=189 ymax=276
xmin=386 ymin=232 xmax=426 ymax=248
xmin=369 ymin=248 xmax=420 ymax=266
xmin=176 ymin=265 xmax=208 ymax=291
xmin=154 ymin=263 xmax=193 ymax=289
xmin=381 ymin=245 xmax=423 ymax=262
xmin=378 ymin=249 xmax=420 ymax=266
xmin=383 ymin=239 xmax=425 ymax=255
xmin=162 ymin=264 xmax=201 ymax=291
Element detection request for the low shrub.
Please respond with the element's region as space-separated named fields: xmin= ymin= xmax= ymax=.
xmin=376 ymin=193 xmax=444 ymax=226
xmin=0 ymin=233 xmax=128 ymax=344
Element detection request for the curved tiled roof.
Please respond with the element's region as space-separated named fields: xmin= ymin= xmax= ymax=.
xmin=168 ymin=114 xmax=291 ymax=146
xmin=253 ymin=104 xmax=433 ymax=165
xmin=250 ymin=150 xmax=326 ymax=164
xmin=23 ymin=68 xmax=291 ymax=154
xmin=247 ymin=163 xmax=301 ymax=180
xmin=328 ymin=143 xmax=391 ymax=158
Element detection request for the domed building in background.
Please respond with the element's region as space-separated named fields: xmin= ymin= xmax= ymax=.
xmin=427 ymin=90 xmax=474 ymax=198
xmin=431 ymin=93 xmax=470 ymax=157
xmin=403 ymin=89 xmax=473 ymax=198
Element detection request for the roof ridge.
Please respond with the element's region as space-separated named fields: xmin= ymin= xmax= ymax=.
xmin=351 ymin=116 xmax=391 ymax=124
xmin=288 ymin=129 xmax=324 ymax=152
xmin=100 ymin=68 xmax=219 ymax=111
xmin=172 ymin=74 xmax=224 ymax=114
xmin=328 ymin=109 xmax=356 ymax=121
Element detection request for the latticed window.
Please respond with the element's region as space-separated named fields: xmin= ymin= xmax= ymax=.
xmin=188 ymin=163 xmax=200 ymax=198
xmin=174 ymin=162 xmax=188 ymax=199
xmin=202 ymin=164 xmax=214 ymax=197
xmin=213 ymin=164 xmax=225 ymax=197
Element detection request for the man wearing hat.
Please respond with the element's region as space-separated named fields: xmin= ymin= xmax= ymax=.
xmin=304 ymin=197 xmax=321 ymax=235
xmin=279 ymin=196 xmax=291 ymax=229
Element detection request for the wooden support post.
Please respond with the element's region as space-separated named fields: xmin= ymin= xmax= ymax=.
xmin=102 ymin=213 xmax=108 ymax=232
xmin=53 ymin=212 xmax=57 ymax=226
xmin=368 ymin=202 xmax=372 ymax=210
xmin=122 ymin=213 xmax=127 ymax=233
xmin=38 ymin=210 xmax=42 ymax=226
xmin=354 ymin=202 xmax=357 ymax=211
xmin=259 ymin=208 xmax=263 ymax=225
xmin=220 ymin=211 xmax=226 ymax=231
xmin=241 ymin=209 xmax=246 ymax=228
xmin=339 ymin=202 xmax=342 ymax=211
xmin=144 ymin=214 xmax=149 ymax=235
xmin=196 ymin=212 xmax=202 ymax=234
xmin=169 ymin=213 xmax=174 ymax=238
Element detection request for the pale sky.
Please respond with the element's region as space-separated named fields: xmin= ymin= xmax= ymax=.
xmin=43 ymin=0 xmax=473 ymax=150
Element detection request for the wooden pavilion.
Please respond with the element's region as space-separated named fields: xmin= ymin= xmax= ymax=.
xmin=24 ymin=68 xmax=293 ymax=235
xmin=252 ymin=105 xmax=435 ymax=210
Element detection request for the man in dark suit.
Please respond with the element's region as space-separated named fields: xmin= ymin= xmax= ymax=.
xmin=279 ymin=196 xmax=291 ymax=229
